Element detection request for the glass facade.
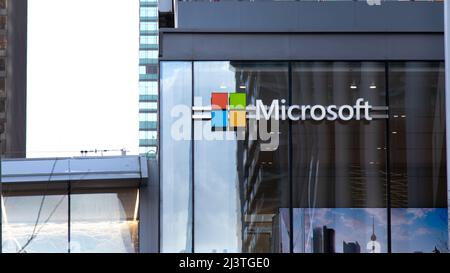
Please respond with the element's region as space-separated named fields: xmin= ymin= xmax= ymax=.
xmin=1 ymin=184 xmax=139 ymax=253
xmin=139 ymin=0 xmax=159 ymax=158
xmin=160 ymin=62 xmax=193 ymax=253
xmin=160 ymin=61 xmax=448 ymax=253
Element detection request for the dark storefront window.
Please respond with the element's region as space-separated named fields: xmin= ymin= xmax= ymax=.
xmin=159 ymin=60 xmax=448 ymax=253
xmin=388 ymin=62 xmax=448 ymax=253
xmin=291 ymin=62 xmax=388 ymax=253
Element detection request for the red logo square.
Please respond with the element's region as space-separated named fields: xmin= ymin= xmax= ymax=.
xmin=211 ymin=93 xmax=228 ymax=110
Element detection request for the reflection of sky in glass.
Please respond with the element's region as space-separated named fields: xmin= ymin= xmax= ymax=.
xmin=2 ymin=223 xmax=68 ymax=253
xmin=194 ymin=62 xmax=241 ymax=253
xmin=2 ymin=190 xmax=139 ymax=253
xmin=293 ymin=208 xmax=449 ymax=253
xmin=160 ymin=62 xmax=193 ymax=253
xmin=391 ymin=208 xmax=448 ymax=253
xmin=294 ymin=208 xmax=388 ymax=253
xmin=2 ymin=221 xmax=138 ymax=253
xmin=2 ymin=194 xmax=68 ymax=253
xmin=71 ymin=221 xmax=138 ymax=253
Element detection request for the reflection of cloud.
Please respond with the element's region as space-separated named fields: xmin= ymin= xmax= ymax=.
xmin=407 ymin=209 xmax=433 ymax=220
xmin=308 ymin=208 xmax=332 ymax=227
xmin=391 ymin=210 xmax=412 ymax=226
xmin=340 ymin=215 xmax=364 ymax=229
xmin=392 ymin=209 xmax=435 ymax=226
xmin=415 ymin=227 xmax=431 ymax=236
xmin=362 ymin=208 xmax=387 ymax=226
xmin=391 ymin=209 xmax=449 ymax=253
xmin=393 ymin=228 xmax=409 ymax=241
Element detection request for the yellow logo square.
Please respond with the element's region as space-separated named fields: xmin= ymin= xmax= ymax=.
xmin=229 ymin=110 xmax=246 ymax=128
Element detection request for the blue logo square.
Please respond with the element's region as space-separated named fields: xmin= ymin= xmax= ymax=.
xmin=211 ymin=110 xmax=227 ymax=129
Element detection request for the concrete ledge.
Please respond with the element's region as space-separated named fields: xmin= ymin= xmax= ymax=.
xmin=1 ymin=156 xmax=148 ymax=184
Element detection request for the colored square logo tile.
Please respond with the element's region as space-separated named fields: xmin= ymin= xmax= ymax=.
xmin=229 ymin=110 xmax=246 ymax=128
xmin=211 ymin=110 xmax=228 ymax=128
xmin=211 ymin=93 xmax=228 ymax=110
xmin=229 ymin=93 xmax=246 ymax=110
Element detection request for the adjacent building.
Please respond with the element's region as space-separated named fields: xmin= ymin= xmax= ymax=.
xmin=343 ymin=241 xmax=361 ymax=254
xmin=2 ymin=0 xmax=27 ymax=158
xmin=158 ymin=0 xmax=448 ymax=253
xmin=139 ymin=0 xmax=159 ymax=158
xmin=1 ymin=156 xmax=148 ymax=253
xmin=313 ymin=226 xmax=336 ymax=253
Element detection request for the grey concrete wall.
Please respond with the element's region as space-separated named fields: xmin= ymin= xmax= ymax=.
xmin=160 ymin=32 xmax=444 ymax=61
xmin=139 ymin=159 xmax=159 ymax=253
xmin=177 ymin=2 xmax=443 ymax=32
xmin=5 ymin=0 xmax=27 ymax=158
xmin=161 ymin=2 xmax=444 ymax=61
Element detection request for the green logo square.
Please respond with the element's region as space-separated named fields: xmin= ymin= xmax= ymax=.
xmin=229 ymin=93 xmax=246 ymax=110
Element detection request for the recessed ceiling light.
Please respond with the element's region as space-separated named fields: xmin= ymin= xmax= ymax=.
xmin=392 ymin=131 xmax=398 ymax=134
xmin=239 ymin=85 xmax=246 ymax=89
xmin=350 ymin=85 xmax=357 ymax=89
xmin=370 ymin=85 xmax=377 ymax=89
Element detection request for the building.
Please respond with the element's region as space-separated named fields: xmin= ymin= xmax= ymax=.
xmin=312 ymin=227 xmax=323 ymax=253
xmin=343 ymin=241 xmax=361 ymax=254
xmin=1 ymin=0 xmax=450 ymax=254
xmin=323 ymin=226 xmax=336 ymax=254
xmin=1 ymin=0 xmax=27 ymax=158
xmin=0 ymin=156 xmax=150 ymax=253
xmin=158 ymin=0 xmax=449 ymax=253
xmin=313 ymin=226 xmax=336 ymax=253
xmin=139 ymin=0 xmax=159 ymax=158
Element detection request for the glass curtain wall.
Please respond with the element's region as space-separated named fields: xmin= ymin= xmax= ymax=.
xmin=160 ymin=62 xmax=193 ymax=253
xmin=160 ymin=61 xmax=448 ymax=253
xmin=1 ymin=184 xmax=139 ymax=253
xmin=1 ymin=183 xmax=69 ymax=253
xmin=193 ymin=62 xmax=290 ymax=253
xmin=388 ymin=62 xmax=447 ymax=253
xmin=291 ymin=62 xmax=388 ymax=253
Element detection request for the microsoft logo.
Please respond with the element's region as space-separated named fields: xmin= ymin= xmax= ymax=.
xmin=192 ymin=93 xmax=388 ymax=129
xmin=211 ymin=92 xmax=247 ymax=130
xmin=186 ymin=92 xmax=388 ymax=150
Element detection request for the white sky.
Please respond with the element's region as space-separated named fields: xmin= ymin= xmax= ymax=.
xmin=27 ymin=0 xmax=140 ymax=158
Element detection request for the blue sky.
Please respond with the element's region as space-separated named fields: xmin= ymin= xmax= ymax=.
xmin=391 ymin=208 xmax=448 ymax=253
